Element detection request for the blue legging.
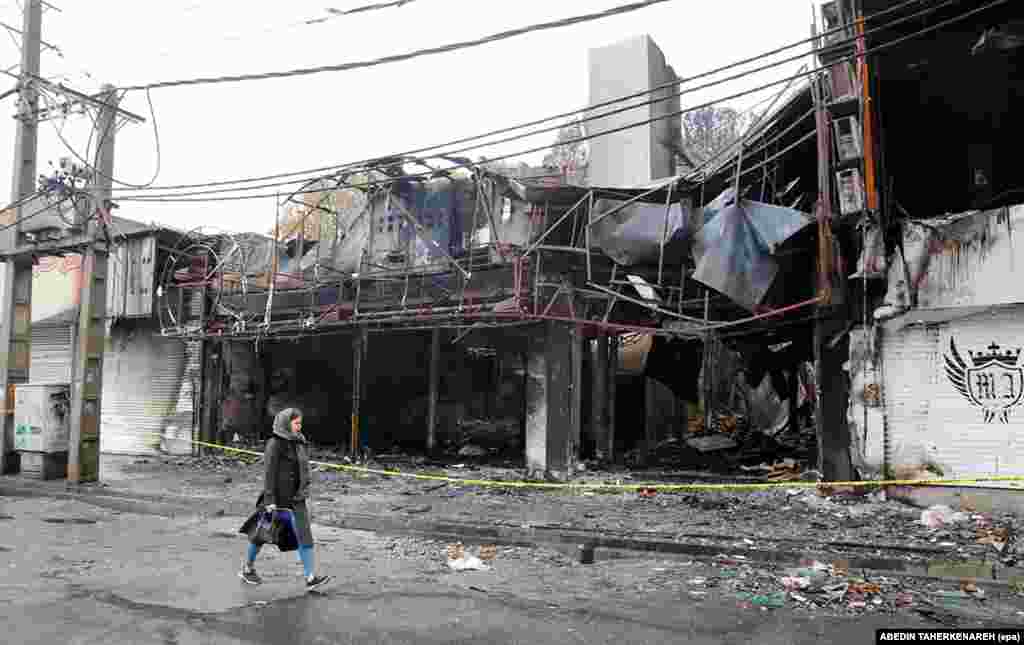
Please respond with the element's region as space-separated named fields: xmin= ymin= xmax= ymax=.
xmin=246 ymin=510 xmax=313 ymax=578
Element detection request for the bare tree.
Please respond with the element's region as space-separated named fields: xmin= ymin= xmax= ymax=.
xmin=542 ymin=120 xmax=589 ymax=184
xmin=679 ymin=106 xmax=754 ymax=166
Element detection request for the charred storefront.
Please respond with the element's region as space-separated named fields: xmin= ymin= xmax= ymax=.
xmin=157 ymin=0 xmax=1024 ymax=486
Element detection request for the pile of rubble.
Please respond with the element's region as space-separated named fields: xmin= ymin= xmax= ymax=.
xmin=680 ymin=553 xmax=1016 ymax=623
xmin=437 ymin=418 xmax=521 ymax=460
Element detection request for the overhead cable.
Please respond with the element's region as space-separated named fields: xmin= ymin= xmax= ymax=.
xmin=311 ymin=0 xmax=420 ymax=22
xmin=142 ymin=0 xmax=421 ymax=63
xmin=116 ymin=0 xmax=1005 ymax=203
xmin=39 ymin=85 xmax=163 ymax=189
xmin=109 ymin=0 xmax=949 ymax=194
xmin=114 ymin=0 xmax=959 ymax=200
xmin=122 ymin=0 xmax=675 ymax=90
xmin=0 ymin=19 xmax=61 ymax=54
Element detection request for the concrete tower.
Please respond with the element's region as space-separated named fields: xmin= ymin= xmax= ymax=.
xmin=587 ymin=35 xmax=681 ymax=187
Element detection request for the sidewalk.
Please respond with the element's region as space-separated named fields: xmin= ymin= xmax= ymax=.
xmin=93 ymin=454 xmax=1023 ymax=568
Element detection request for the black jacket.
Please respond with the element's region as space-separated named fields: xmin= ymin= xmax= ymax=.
xmin=262 ymin=436 xmax=309 ymax=507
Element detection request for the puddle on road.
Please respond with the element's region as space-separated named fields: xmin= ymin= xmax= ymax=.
xmin=42 ymin=518 xmax=98 ymax=525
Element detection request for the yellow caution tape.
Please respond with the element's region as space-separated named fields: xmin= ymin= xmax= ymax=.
xmin=146 ymin=432 xmax=1024 ymax=492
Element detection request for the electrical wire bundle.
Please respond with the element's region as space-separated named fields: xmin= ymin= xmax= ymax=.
xmin=94 ymin=0 xmax=1004 ymax=208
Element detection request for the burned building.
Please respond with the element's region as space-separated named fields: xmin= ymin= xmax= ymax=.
xmin=154 ymin=0 xmax=1024 ymax=489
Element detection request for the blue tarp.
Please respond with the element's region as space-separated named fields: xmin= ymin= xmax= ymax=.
xmin=393 ymin=179 xmax=465 ymax=260
xmin=691 ymin=191 xmax=814 ymax=312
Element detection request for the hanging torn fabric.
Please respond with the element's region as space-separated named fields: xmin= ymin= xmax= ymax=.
xmin=691 ymin=199 xmax=814 ymax=311
xmin=589 ymin=197 xmax=691 ymax=266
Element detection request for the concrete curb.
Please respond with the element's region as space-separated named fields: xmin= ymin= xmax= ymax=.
xmin=2 ymin=477 xmax=1017 ymax=588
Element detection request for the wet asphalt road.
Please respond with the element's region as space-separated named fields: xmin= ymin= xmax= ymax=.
xmin=0 ymin=493 xmax=960 ymax=644
xmin=7 ymin=582 xmax=943 ymax=645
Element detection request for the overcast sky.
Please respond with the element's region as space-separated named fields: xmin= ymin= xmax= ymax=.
xmin=0 ymin=0 xmax=813 ymax=235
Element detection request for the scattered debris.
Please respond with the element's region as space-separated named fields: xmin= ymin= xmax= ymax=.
xmin=458 ymin=445 xmax=486 ymax=458
xmin=479 ymin=545 xmax=497 ymax=561
xmin=686 ymin=435 xmax=738 ymax=453
xmin=767 ymin=461 xmax=802 ymax=482
xmin=895 ymin=592 xmax=915 ymax=607
xmin=976 ymin=526 xmax=1009 ymax=551
xmin=448 ymin=554 xmax=490 ymax=572
xmin=447 ymin=544 xmax=465 ymax=561
xmin=920 ymin=505 xmax=968 ymax=529
xmin=849 ymin=582 xmax=881 ymax=594
xmin=960 ymin=580 xmax=979 ymax=594
xmin=781 ymin=576 xmax=811 ymax=591
xmin=577 ymin=544 xmax=595 ymax=564
xmin=736 ymin=591 xmax=786 ymax=610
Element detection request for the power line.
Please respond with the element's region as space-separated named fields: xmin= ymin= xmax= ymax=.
xmin=116 ymin=0 xmax=1008 ymax=204
xmin=107 ymin=0 xmax=944 ymax=194
xmin=0 ymin=19 xmax=61 ymax=54
xmin=122 ymin=0 xmax=675 ymax=91
xmin=41 ymin=85 xmax=163 ymax=189
xmin=312 ymin=0 xmax=421 ymax=22
xmin=140 ymin=1 xmax=421 ymax=64
xmin=114 ymin=0 xmax=964 ymax=201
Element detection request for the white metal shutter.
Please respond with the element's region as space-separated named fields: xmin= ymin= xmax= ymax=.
xmin=99 ymin=320 xmax=188 ymax=456
xmin=881 ymin=323 xmax=940 ymax=475
xmin=926 ymin=307 xmax=1024 ymax=482
xmin=169 ymin=340 xmax=202 ymax=445
xmin=29 ymin=323 xmax=74 ymax=384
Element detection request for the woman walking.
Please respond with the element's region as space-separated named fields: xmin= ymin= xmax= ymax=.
xmin=239 ymin=407 xmax=332 ymax=591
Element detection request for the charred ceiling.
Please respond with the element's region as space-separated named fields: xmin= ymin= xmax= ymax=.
xmin=864 ymin=0 xmax=1024 ymax=219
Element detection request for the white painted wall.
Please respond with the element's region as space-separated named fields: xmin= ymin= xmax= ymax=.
xmin=853 ymin=306 xmax=1024 ymax=486
xmin=884 ymin=206 xmax=1024 ymax=311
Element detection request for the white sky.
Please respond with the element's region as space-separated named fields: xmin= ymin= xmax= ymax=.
xmin=0 ymin=0 xmax=814 ymax=235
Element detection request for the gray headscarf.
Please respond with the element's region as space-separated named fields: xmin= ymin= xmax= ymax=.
xmin=271 ymin=407 xmax=310 ymax=500
xmin=272 ymin=407 xmax=308 ymax=443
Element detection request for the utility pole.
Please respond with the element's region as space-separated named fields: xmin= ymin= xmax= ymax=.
xmin=0 ymin=0 xmax=41 ymax=475
xmin=67 ymin=85 xmax=117 ymax=484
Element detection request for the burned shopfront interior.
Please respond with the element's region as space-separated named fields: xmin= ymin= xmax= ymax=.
xmin=159 ymin=60 xmax=859 ymax=481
